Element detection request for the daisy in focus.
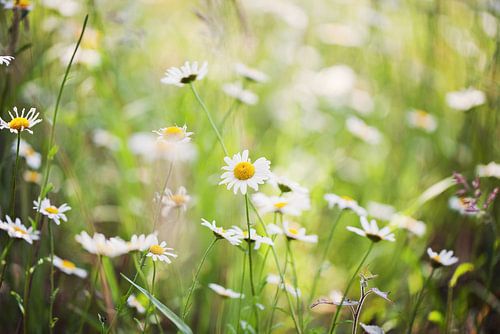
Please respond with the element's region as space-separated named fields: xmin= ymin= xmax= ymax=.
xmin=161 ymin=186 xmax=191 ymax=214
xmin=33 ymin=198 xmax=71 ymax=225
xmin=252 ymin=192 xmax=310 ymax=216
xmin=161 ymin=61 xmax=208 ymax=87
xmin=234 ymin=63 xmax=268 ymax=83
xmin=347 ymin=216 xmax=395 ymax=242
xmin=267 ymin=221 xmax=318 ymax=243
xmin=153 ymin=125 xmax=193 ymax=143
xmin=324 ymin=193 xmax=367 ymax=216
xmin=406 ymin=109 xmax=437 ymax=133
xmin=52 ymin=255 xmax=87 ymax=278
xmin=0 ymin=216 xmax=40 ymax=244
xmin=0 ymin=107 xmax=42 ymax=134
xmin=75 ymin=231 xmax=130 ymax=257
xmin=146 ymin=237 xmax=177 ymax=263
xmin=220 ymin=150 xmax=271 ymax=195
xmin=0 ymin=56 xmax=14 ymax=66
xmin=427 ymin=247 xmax=459 ymax=267
xmin=208 ymin=283 xmax=244 ymax=299
xmin=201 ymin=218 xmax=243 ymax=246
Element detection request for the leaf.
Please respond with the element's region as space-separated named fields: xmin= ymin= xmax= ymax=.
xmin=102 ymin=257 xmax=120 ymax=302
xmin=121 ymin=273 xmax=193 ymax=334
xmin=449 ymin=262 xmax=474 ymax=288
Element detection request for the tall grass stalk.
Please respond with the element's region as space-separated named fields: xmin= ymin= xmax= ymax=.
xmin=9 ymin=132 xmax=21 ymax=215
xmin=48 ymin=220 xmax=55 ymax=334
xmin=244 ymin=193 xmax=259 ymax=328
xmin=77 ymin=255 xmax=102 ymax=334
xmin=406 ymin=268 xmax=435 ymax=334
xmin=286 ymin=238 xmax=303 ymax=330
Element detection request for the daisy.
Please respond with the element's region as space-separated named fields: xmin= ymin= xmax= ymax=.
xmin=153 ymin=125 xmax=193 ymax=143
xmin=252 ymin=192 xmax=310 ymax=216
xmin=128 ymin=132 xmax=197 ymax=163
xmin=75 ymin=231 xmax=129 ymax=258
xmin=347 ymin=216 xmax=395 ymax=242
xmin=476 ymin=162 xmax=500 ymax=179
xmin=234 ymin=63 xmax=268 ymax=83
xmin=267 ymin=173 xmax=309 ymax=195
xmin=52 ymin=255 xmax=87 ymax=278
xmin=201 ymin=219 xmax=243 ymax=246
xmin=127 ymin=294 xmax=146 ymax=313
xmin=324 ymin=193 xmax=367 ymax=216
xmin=128 ymin=233 xmax=158 ymax=252
xmin=208 ymin=283 xmax=244 ymax=299
xmin=219 ymin=150 xmax=271 ymax=195
xmin=0 ymin=216 xmax=40 ymax=244
xmin=14 ymin=139 xmax=41 ymax=169
xmin=360 ymin=323 xmax=385 ymax=334
xmin=146 ymin=237 xmax=177 ymax=263
xmin=345 ymin=116 xmax=382 ymax=145
xmin=266 ymin=274 xmax=301 ymax=297
xmin=406 ymin=109 xmax=437 ymax=133
xmin=427 ymin=248 xmax=459 ymax=267
xmin=391 ymin=214 xmax=426 ymax=237
xmin=161 ymin=186 xmax=191 ymax=213
xmin=448 ymin=196 xmax=478 ymax=216
xmin=0 ymin=56 xmax=14 ymax=66
xmin=446 ymin=88 xmax=486 ymax=111
xmin=0 ymin=107 xmax=42 ymax=134
xmin=222 ymin=82 xmax=259 ymax=105
xmin=230 ymin=226 xmax=274 ymax=250
xmin=33 ymin=198 xmax=71 ymax=225
xmin=23 ymin=170 xmax=41 ymax=184
xmin=2 ymin=0 xmax=32 ymax=11
xmin=267 ymin=221 xmax=318 ymax=243
xmin=161 ymin=61 xmax=208 ymax=87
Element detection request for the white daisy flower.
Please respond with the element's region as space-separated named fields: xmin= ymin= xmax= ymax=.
xmin=201 ymin=219 xmax=243 ymax=246
xmin=222 ymin=82 xmax=259 ymax=105
xmin=0 ymin=56 xmax=14 ymax=66
xmin=14 ymin=139 xmax=41 ymax=169
xmin=267 ymin=173 xmax=309 ymax=195
xmin=448 ymin=196 xmax=478 ymax=216
xmin=267 ymin=221 xmax=318 ymax=243
xmin=391 ymin=213 xmax=426 ymax=237
xmin=219 ymin=150 xmax=271 ymax=195
xmin=128 ymin=132 xmax=197 ymax=163
xmin=146 ymin=237 xmax=177 ymax=263
xmin=252 ymin=192 xmax=310 ymax=216
xmin=234 ymin=63 xmax=268 ymax=83
xmin=476 ymin=162 xmax=500 ymax=179
xmin=161 ymin=186 xmax=191 ymax=214
xmin=347 ymin=216 xmax=395 ymax=242
xmin=33 ymin=198 xmax=71 ymax=225
xmin=346 ymin=116 xmax=382 ymax=145
xmin=406 ymin=109 xmax=437 ymax=133
xmin=127 ymin=294 xmax=146 ymax=313
xmin=52 ymin=255 xmax=87 ymax=278
xmin=0 ymin=216 xmax=40 ymax=244
xmin=2 ymin=0 xmax=32 ymax=11
xmin=160 ymin=61 xmax=208 ymax=87
xmin=153 ymin=125 xmax=193 ymax=143
xmin=230 ymin=226 xmax=274 ymax=250
xmin=360 ymin=323 xmax=385 ymax=334
xmin=324 ymin=193 xmax=367 ymax=216
xmin=208 ymin=283 xmax=244 ymax=299
xmin=266 ymin=274 xmax=301 ymax=297
xmin=446 ymin=88 xmax=486 ymax=111
xmin=367 ymin=201 xmax=395 ymax=221
xmin=23 ymin=170 xmax=41 ymax=184
xmin=128 ymin=233 xmax=158 ymax=252
xmin=75 ymin=231 xmax=129 ymax=258
xmin=427 ymin=247 xmax=459 ymax=267
xmin=0 ymin=107 xmax=42 ymax=134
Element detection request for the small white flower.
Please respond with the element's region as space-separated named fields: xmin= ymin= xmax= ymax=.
xmin=2 ymin=0 xmax=32 ymax=11
xmin=367 ymin=201 xmax=395 ymax=221
xmin=208 ymin=283 xmax=244 ymax=299
xmin=33 ymin=198 xmax=71 ymax=225
xmin=267 ymin=221 xmax=318 ymax=243
xmin=346 ymin=116 xmax=382 ymax=145
xmin=128 ymin=132 xmax=197 ymax=163
xmin=161 ymin=186 xmax=191 ymax=214
xmin=0 ymin=56 xmax=15 ymax=66
xmin=222 ymin=82 xmax=259 ymax=105
xmin=161 ymin=61 xmax=208 ymax=87
xmin=476 ymin=162 xmax=500 ymax=179
xmin=23 ymin=170 xmax=41 ymax=184
xmin=427 ymin=247 xmax=459 ymax=267
xmin=0 ymin=107 xmax=42 ymax=134
xmin=252 ymin=192 xmax=310 ymax=216
xmin=128 ymin=233 xmax=158 ymax=252
xmin=153 ymin=125 xmax=193 ymax=143
xmin=75 ymin=231 xmax=129 ymax=257
xmin=220 ymin=150 xmax=271 ymax=195
xmin=127 ymin=294 xmax=146 ymax=313
xmin=146 ymin=237 xmax=177 ymax=263
xmin=0 ymin=216 xmax=40 ymax=244
xmin=360 ymin=323 xmax=385 ymax=334
xmin=347 ymin=216 xmax=395 ymax=242
xmin=14 ymin=139 xmax=41 ymax=169
xmin=234 ymin=63 xmax=268 ymax=83
xmin=391 ymin=213 xmax=426 ymax=237
xmin=52 ymin=255 xmax=87 ymax=278
xmin=230 ymin=226 xmax=274 ymax=250
xmin=446 ymin=88 xmax=486 ymax=111
xmin=201 ymin=219 xmax=243 ymax=246
xmin=267 ymin=173 xmax=309 ymax=195
xmin=406 ymin=109 xmax=437 ymax=133
xmin=266 ymin=274 xmax=301 ymax=297
xmin=324 ymin=193 xmax=367 ymax=216
xmin=448 ymin=196 xmax=478 ymax=216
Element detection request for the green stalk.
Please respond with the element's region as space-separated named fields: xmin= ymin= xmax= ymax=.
xmin=444 ymin=286 xmax=453 ymax=334
xmin=286 ymin=239 xmax=303 ymax=331
xmin=329 ymin=242 xmax=374 ymax=334
xmin=406 ymin=268 xmax=435 ymax=334
xmin=182 ymin=237 xmax=218 ymax=319
xmin=77 ymin=255 xmax=102 ymax=334
xmin=236 ymin=254 xmax=246 ymax=334
xmin=0 ymin=239 xmax=14 ymax=288
xmin=48 ymin=221 xmax=55 ymax=334
xmin=143 ymin=261 xmax=157 ymax=334
xmin=9 ymin=132 xmax=21 ymax=215
xmin=244 ymin=194 xmax=260 ymax=328
xmin=266 ymin=245 xmax=289 ymax=334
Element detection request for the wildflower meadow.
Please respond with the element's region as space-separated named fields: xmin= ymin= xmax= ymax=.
xmin=0 ymin=1 xmax=499 ymax=333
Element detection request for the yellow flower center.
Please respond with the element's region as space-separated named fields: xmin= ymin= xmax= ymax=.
xmin=274 ymin=202 xmax=288 ymax=209
xmin=13 ymin=226 xmax=27 ymax=235
xmin=46 ymin=206 xmax=59 ymax=214
xmin=415 ymin=110 xmax=430 ymax=127
xmin=17 ymin=0 xmax=30 ymax=8
xmin=24 ymin=171 xmax=40 ymax=183
xmin=149 ymin=244 xmax=164 ymax=255
xmin=341 ymin=195 xmax=354 ymax=201
xmin=288 ymin=228 xmax=299 ymax=235
xmin=171 ymin=194 xmax=187 ymax=205
xmin=163 ymin=126 xmax=185 ymax=139
xmin=8 ymin=117 xmax=30 ymax=130
xmin=62 ymin=260 xmax=76 ymax=270
xmin=233 ymin=162 xmax=255 ymax=180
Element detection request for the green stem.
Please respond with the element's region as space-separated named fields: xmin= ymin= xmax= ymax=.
xmin=406 ymin=268 xmax=435 ymax=334
xmin=329 ymin=242 xmax=374 ymax=334
xmin=153 ymin=159 xmax=175 ymax=230
xmin=444 ymin=286 xmax=453 ymax=334
xmin=286 ymin=239 xmax=303 ymax=331
xmin=266 ymin=247 xmax=289 ymax=334
xmin=189 ymin=83 xmax=228 ymax=156
xmin=0 ymin=239 xmax=14 ymax=289
xmin=236 ymin=253 xmax=246 ymax=334
xmin=245 ymin=194 xmax=260 ymax=328
xmin=48 ymin=221 xmax=55 ymax=334
xmin=9 ymin=132 xmax=21 ymax=215
xmin=182 ymin=238 xmax=218 ymax=319
xmin=77 ymin=255 xmax=102 ymax=334
xmin=143 ymin=261 xmax=157 ymax=334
